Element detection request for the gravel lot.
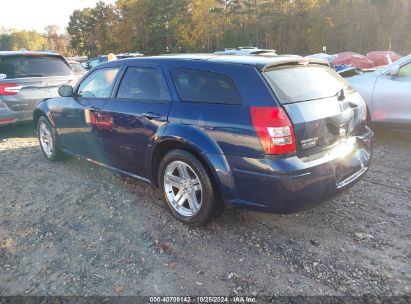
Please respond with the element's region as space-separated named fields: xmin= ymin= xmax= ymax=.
xmin=0 ymin=123 xmax=410 ymax=297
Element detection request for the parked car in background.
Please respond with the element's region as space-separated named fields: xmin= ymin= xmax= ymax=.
xmin=0 ymin=51 xmax=76 ymax=126
xmin=366 ymin=51 xmax=402 ymax=67
xmin=333 ymin=52 xmax=375 ymax=70
xmin=34 ymin=54 xmax=373 ymax=226
xmin=306 ymin=53 xmax=336 ymax=66
xmin=84 ymin=55 xmax=108 ymax=70
xmin=68 ymin=60 xmax=87 ymax=79
xmin=84 ymin=53 xmax=145 ymax=70
xmin=116 ymin=52 xmax=144 ymax=59
xmin=346 ymin=53 xmax=411 ymax=125
xmin=214 ymin=47 xmax=277 ymax=56
xmin=67 ymin=56 xmax=88 ymax=64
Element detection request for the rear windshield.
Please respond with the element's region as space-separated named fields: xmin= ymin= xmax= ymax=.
xmin=263 ymin=65 xmax=349 ymax=104
xmin=0 ymin=55 xmax=72 ymax=79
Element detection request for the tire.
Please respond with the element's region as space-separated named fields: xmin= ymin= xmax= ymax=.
xmin=158 ymin=149 xmax=219 ymax=227
xmin=37 ymin=116 xmax=63 ymax=161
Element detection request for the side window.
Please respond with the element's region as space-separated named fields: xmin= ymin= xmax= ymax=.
xmin=77 ymin=67 xmax=119 ymax=98
xmin=116 ymin=67 xmax=171 ymax=101
xmin=170 ymin=68 xmax=242 ymax=105
xmin=399 ymin=62 xmax=411 ymax=78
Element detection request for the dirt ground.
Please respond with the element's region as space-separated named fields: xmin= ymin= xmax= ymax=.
xmin=0 ymin=123 xmax=410 ymax=297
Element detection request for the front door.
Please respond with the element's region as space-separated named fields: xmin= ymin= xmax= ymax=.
xmin=54 ymin=66 xmax=121 ymax=162
xmin=101 ymin=65 xmax=172 ymax=178
xmin=373 ymin=61 xmax=411 ymax=124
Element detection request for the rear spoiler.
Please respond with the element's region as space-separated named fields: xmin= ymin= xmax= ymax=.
xmin=260 ymin=58 xmax=329 ymax=72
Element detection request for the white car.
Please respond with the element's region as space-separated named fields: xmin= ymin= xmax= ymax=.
xmin=346 ymin=54 xmax=411 ymax=125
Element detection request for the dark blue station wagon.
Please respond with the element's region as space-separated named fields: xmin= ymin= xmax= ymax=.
xmin=34 ymin=54 xmax=373 ymax=226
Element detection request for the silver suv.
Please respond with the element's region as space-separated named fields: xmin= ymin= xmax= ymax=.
xmin=0 ymin=51 xmax=76 ymax=126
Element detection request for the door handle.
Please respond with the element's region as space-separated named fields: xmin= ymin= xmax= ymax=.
xmin=142 ymin=112 xmax=162 ymax=120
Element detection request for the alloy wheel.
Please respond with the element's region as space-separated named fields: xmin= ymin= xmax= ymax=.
xmin=39 ymin=121 xmax=54 ymax=157
xmin=163 ymin=160 xmax=203 ymax=217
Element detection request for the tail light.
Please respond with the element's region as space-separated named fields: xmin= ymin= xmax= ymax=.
xmin=0 ymin=118 xmax=16 ymax=123
xmin=250 ymin=106 xmax=296 ymax=155
xmin=0 ymin=83 xmax=21 ymax=95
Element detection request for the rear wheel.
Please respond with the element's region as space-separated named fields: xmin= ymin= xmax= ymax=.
xmin=37 ymin=116 xmax=62 ymax=161
xmin=158 ymin=150 xmax=218 ymax=227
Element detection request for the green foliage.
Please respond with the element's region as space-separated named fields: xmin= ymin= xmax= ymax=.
xmin=0 ymin=30 xmax=47 ymax=51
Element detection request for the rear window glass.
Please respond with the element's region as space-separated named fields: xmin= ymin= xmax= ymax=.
xmin=171 ymin=68 xmax=242 ymax=105
xmin=264 ymin=65 xmax=349 ymax=104
xmin=0 ymin=55 xmax=72 ymax=79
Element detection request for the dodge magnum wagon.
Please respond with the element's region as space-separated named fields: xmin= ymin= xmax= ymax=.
xmin=34 ymin=54 xmax=373 ymax=226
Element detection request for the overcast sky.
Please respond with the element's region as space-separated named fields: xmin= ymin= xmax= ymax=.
xmin=1 ymin=0 xmax=116 ymax=33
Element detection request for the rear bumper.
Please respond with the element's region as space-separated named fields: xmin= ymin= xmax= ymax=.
xmin=0 ymin=108 xmax=33 ymax=126
xmin=224 ymin=127 xmax=373 ymax=213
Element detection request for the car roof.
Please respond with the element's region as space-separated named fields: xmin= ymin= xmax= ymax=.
xmin=101 ymin=54 xmax=328 ymax=71
xmin=0 ymin=50 xmax=61 ymax=57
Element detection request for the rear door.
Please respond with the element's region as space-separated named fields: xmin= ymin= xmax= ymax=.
xmin=100 ymin=64 xmax=172 ymax=178
xmin=0 ymin=54 xmax=75 ymax=112
xmin=263 ymin=63 xmax=367 ymax=157
xmin=372 ymin=61 xmax=411 ymax=124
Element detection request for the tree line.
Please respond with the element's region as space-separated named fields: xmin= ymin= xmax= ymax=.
xmin=1 ymin=0 xmax=410 ymax=57
xmin=0 ymin=26 xmax=71 ymax=55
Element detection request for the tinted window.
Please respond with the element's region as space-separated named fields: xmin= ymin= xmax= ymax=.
xmin=0 ymin=55 xmax=72 ymax=79
xmin=117 ymin=67 xmax=171 ymax=101
xmin=171 ymin=68 xmax=242 ymax=104
xmin=77 ymin=67 xmax=119 ymax=98
xmin=264 ymin=65 xmax=349 ymax=104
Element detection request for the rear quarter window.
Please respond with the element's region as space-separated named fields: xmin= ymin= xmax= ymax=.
xmin=263 ymin=65 xmax=349 ymax=104
xmin=0 ymin=55 xmax=72 ymax=79
xmin=171 ymin=68 xmax=242 ymax=105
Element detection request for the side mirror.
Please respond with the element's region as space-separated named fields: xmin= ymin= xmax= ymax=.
xmin=389 ymin=65 xmax=400 ymax=77
xmin=58 ymin=85 xmax=74 ymax=97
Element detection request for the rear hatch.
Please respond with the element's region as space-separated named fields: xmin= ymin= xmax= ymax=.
xmin=0 ymin=54 xmax=75 ymax=111
xmin=262 ymin=61 xmax=367 ymax=157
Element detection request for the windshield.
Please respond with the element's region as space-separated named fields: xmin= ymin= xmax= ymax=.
xmin=264 ymin=65 xmax=350 ymax=104
xmin=0 ymin=55 xmax=73 ymax=79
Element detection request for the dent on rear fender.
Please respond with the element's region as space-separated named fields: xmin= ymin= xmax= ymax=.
xmin=203 ymin=153 xmax=236 ymax=201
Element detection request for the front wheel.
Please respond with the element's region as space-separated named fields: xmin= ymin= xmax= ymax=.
xmin=158 ymin=150 xmax=219 ymax=227
xmin=37 ymin=116 xmax=62 ymax=161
